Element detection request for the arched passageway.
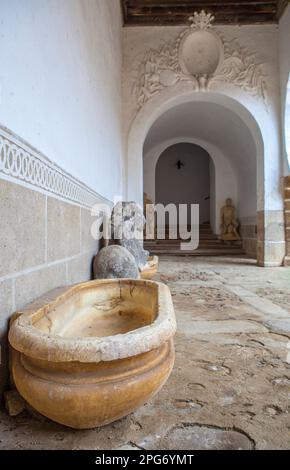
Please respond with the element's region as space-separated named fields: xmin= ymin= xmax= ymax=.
xmin=154 ymin=143 xmax=212 ymax=226
xmin=141 ymin=97 xmax=258 ymax=258
xmin=127 ymin=90 xmax=285 ymax=266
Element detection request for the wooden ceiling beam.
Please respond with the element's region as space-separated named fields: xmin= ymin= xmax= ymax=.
xmin=124 ymin=15 xmax=277 ymax=25
xmin=276 ymin=0 xmax=289 ymax=19
xmin=127 ymin=6 xmax=277 ymax=16
xmin=125 ymin=0 xmax=277 ymax=5
xmin=121 ymin=0 xmax=289 ymax=25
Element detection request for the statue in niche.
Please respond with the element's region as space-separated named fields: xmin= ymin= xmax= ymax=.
xmin=220 ymin=198 xmax=240 ymax=241
xmin=143 ymin=192 xmax=153 ymax=214
xmin=143 ymin=192 xmax=155 ymax=239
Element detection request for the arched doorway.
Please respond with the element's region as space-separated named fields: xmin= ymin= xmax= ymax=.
xmin=155 ymin=143 xmax=212 ymax=227
xmin=127 ymin=89 xmax=285 ymax=266
xmin=141 ymin=97 xmax=255 ymax=258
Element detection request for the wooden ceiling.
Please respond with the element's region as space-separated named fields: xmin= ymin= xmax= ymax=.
xmin=121 ymin=0 xmax=289 ymax=26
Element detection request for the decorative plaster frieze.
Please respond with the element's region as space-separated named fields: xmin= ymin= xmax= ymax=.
xmin=132 ymin=11 xmax=267 ymax=109
xmin=209 ymin=35 xmax=267 ymax=103
xmin=0 ymin=126 xmax=109 ymax=209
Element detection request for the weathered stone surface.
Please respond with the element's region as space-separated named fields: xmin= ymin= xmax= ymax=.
xmin=67 ymin=253 xmax=93 ymax=285
xmin=9 ymin=279 xmax=176 ymax=428
xmin=264 ymin=319 xmax=290 ymax=336
xmin=110 ymin=202 xmax=149 ymax=270
xmin=220 ymin=198 xmax=240 ymax=241
xmin=0 ymin=280 xmax=14 ymax=323
xmin=4 ymin=390 xmax=26 ymax=416
xmin=257 ymin=240 xmax=285 ymax=267
xmin=120 ymin=239 xmax=149 ymax=270
xmin=0 ymin=279 xmax=14 ymax=397
xmin=141 ymin=424 xmax=254 ymax=450
xmin=47 ymin=197 xmax=80 ymax=262
xmin=181 ymin=320 xmax=268 ymax=335
xmin=111 ymin=201 xmax=145 ymax=239
xmin=257 ymin=210 xmax=286 ymax=266
xmin=1 ymin=256 xmax=290 ymax=449
xmin=93 ymin=245 xmax=140 ymax=279
xmin=140 ymin=255 xmax=159 ymax=279
xmin=14 ymin=263 xmax=66 ymax=310
xmin=0 ymin=179 xmax=45 ymax=277
xmin=81 ymin=208 xmax=99 ymax=253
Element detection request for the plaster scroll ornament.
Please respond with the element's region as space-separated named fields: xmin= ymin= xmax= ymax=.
xmin=133 ymin=40 xmax=196 ymax=108
xmin=132 ymin=10 xmax=267 ymax=109
xmin=209 ymin=38 xmax=267 ymax=103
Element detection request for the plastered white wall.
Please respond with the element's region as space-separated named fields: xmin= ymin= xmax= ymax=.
xmin=279 ymin=4 xmax=290 ymax=173
xmin=0 ymin=0 xmax=124 ymax=201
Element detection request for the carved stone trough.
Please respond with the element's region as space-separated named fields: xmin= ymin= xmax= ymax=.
xmin=8 ymin=279 xmax=176 ymax=429
xmin=140 ymin=255 xmax=159 ymax=280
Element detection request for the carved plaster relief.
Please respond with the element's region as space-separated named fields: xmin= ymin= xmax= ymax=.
xmin=132 ymin=11 xmax=267 ymax=109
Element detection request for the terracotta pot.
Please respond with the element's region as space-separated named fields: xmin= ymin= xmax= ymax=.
xmin=9 ymin=279 xmax=176 ymax=429
xmin=140 ymin=255 xmax=159 ymax=279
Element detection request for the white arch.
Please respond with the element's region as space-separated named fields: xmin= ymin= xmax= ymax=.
xmin=143 ymin=136 xmax=238 ymax=234
xmin=127 ymin=88 xmax=266 ymax=209
xmin=126 ymin=84 xmax=286 ymax=266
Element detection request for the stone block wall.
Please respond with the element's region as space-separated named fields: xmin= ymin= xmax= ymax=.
xmin=240 ymin=210 xmax=286 ymax=265
xmin=257 ymin=209 xmax=286 ymax=267
xmin=0 ymin=126 xmax=108 ymax=397
xmin=240 ymin=217 xmax=257 ymax=258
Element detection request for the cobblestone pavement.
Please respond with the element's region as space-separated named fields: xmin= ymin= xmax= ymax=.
xmin=1 ymin=256 xmax=290 ymax=450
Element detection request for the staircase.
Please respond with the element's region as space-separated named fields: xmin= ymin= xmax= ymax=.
xmin=144 ymin=223 xmax=244 ymax=256
xmin=284 ymin=176 xmax=290 ymax=266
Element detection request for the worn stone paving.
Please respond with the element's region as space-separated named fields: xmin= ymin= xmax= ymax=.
xmin=1 ymin=256 xmax=290 ymax=450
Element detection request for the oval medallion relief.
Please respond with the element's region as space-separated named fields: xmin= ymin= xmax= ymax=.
xmin=179 ymin=29 xmax=223 ymax=77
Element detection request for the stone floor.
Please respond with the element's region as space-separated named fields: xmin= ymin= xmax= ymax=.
xmin=1 ymin=255 xmax=290 ymax=450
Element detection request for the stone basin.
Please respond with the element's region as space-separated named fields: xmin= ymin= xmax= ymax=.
xmin=141 ymin=255 xmax=159 ymax=279
xmin=8 ymin=279 xmax=176 ymax=429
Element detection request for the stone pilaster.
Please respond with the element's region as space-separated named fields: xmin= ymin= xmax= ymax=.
xmin=284 ymin=176 xmax=290 ymax=266
xmin=240 ymin=217 xmax=257 ymax=258
xmin=257 ymin=210 xmax=285 ymax=267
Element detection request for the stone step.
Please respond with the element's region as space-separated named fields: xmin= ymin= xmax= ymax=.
xmin=161 ymin=228 xmax=213 ymax=234
xmin=145 ymin=237 xmax=240 ymax=244
xmin=145 ymin=237 xmax=241 ymax=243
xmin=145 ymin=226 xmax=244 ymax=255
xmin=146 ymin=236 xmax=219 ymax=243
xmin=145 ymin=245 xmax=243 ymax=251
xmin=145 ymin=241 xmax=242 ymax=248
xmin=147 ymin=248 xmax=245 ymax=256
xmin=162 ymin=224 xmax=211 ymax=229
xmin=145 ymin=236 xmax=219 ymax=241
xmin=149 ymin=235 xmax=219 ymax=239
